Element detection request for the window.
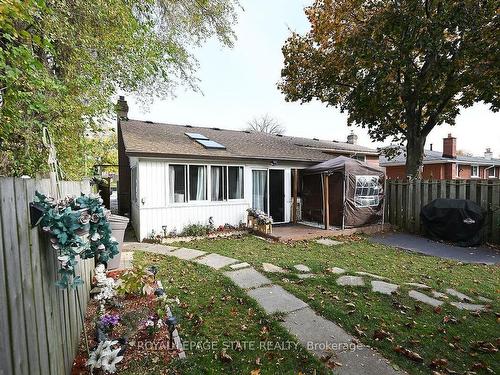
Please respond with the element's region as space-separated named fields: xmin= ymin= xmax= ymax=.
xmin=189 ymin=165 xmax=207 ymax=200
xmin=228 ymin=166 xmax=244 ymax=199
xmin=211 ymin=166 xmax=227 ymax=201
xmin=471 ymin=165 xmax=479 ymax=178
xmin=211 ymin=166 xmax=244 ymax=201
xmin=354 ymin=176 xmax=380 ymax=207
xmin=487 ymin=167 xmax=496 ymax=178
xmin=252 ymin=170 xmax=268 ymax=212
xmin=169 ymin=165 xmax=186 ymax=203
xmin=351 ymin=154 xmax=366 ymax=163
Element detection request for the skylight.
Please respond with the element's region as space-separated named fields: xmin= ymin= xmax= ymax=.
xmin=185 ymin=132 xmax=209 ymax=140
xmin=196 ymin=139 xmax=226 ymax=149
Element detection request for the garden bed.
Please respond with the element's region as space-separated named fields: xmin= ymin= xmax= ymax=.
xmin=72 ymin=269 xmax=182 ymax=374
xmin=145 ymin=229 xmax=248 ymax=245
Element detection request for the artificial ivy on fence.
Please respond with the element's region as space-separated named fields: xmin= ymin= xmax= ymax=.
xmin=35 ymin=191 xmax=119 ymax=289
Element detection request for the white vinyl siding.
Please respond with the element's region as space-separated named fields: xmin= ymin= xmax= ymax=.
xmin=134 ymin=158 xmax=309 ymax=240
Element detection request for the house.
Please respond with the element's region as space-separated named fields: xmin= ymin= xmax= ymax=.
xmin=115 ymin=97 xmax=380 ymax=240
xmin=380 ymin=134 xmax=500 ymax=180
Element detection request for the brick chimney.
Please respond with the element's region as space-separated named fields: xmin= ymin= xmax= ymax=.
xmin=116 ymin=96 xmax=129 ymax=121
xmin=347 ymin=130 xmax=358 ymax=145
xmin=484 ymin=148 xmax=493 ymax=160
xmin=442 ymin=133 xmax=456 ymax=159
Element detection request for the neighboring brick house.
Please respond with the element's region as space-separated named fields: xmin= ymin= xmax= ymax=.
xmin=380 ymin=134 xmax=500 ymax=180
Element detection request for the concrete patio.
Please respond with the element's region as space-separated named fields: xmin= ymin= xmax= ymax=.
xmin=267 ymin=223 xmax=390 ymax=242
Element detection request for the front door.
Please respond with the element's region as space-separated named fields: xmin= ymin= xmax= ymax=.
xmin=269 ymin=169 xmax=285 ymax=222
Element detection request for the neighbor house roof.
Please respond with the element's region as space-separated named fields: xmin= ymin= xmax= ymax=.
xmin=380 ymin=147 xmax=500 ymax=166
xmin=120 ymin=120 xmax=378 ymax=163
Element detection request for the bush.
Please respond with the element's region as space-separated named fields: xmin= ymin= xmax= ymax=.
xmin=180 ymin=223 xmax=211 ymax=237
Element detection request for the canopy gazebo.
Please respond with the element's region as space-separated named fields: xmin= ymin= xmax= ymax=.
xmin=297 ymin=156 xmax=385 ymax=230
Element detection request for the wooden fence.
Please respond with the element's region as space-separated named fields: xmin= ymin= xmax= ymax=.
xmin=0 ymin=177 xmax=94 ymax=375
xmin=385 ymin=179 xmax=500 ymax=244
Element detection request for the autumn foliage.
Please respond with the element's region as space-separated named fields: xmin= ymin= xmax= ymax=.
xmin=279 ymin=0 xmax=499 ymax=177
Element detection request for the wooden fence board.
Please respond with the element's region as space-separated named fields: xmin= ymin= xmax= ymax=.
xmin=0 ymin=177 xmax=93 ymax=375
xmin=492 ymin=183 xmax=500 ymax=244
xmin=0 ymin=178 xmax=29 ymax=375
xmin=14 ymin=178 xmax=41 ymax=375
xmin=386 ymin=179 xmax=500 ymax=244
xmin=25 ymin=179 xmax=51 ymax=375
xmin=414 ymin=180 xmax=421 ymax=231
xmin=0 ymin=182 xmax=14 ymax=375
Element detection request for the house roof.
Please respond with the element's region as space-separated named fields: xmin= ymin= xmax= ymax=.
xmin=379 ymin=147 xmax=500 ymax=166
xmin=120 ymin=119 xmax=378 ymax=163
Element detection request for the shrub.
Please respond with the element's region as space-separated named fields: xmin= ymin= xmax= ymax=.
xmin=180 ymin=223 xmax=211 ymax=237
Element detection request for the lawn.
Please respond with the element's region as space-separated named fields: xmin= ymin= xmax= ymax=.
xmin=172 ymin=234 xmax=500 ymax=375
xmin=126 ymin=250 xmax=328 ymax=374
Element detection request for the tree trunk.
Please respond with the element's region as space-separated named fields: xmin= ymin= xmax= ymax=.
xmin=405 ymin=136 xmax=426 ymax=179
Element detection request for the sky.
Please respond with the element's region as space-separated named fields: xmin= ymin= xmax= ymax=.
xmin=126 ymin=0 xmax=499 ymax=157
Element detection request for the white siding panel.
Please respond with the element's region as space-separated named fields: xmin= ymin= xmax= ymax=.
xmin=134 ymin=157 xmax=312 ymax=240
xmin=138 ymin=202 xmax=249 ymax=240
xmin=139 ymin=160 xmax=167 ymax=208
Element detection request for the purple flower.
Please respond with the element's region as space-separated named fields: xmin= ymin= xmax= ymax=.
xmin=100 ymin=314 xmax=120 ymax=327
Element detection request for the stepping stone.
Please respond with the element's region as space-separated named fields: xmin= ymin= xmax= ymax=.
xmin=450 ymin=302 xmax=487 ymax=311
xmin=149 ymin=244 xmax=178 ymax=253
xmin=230 ymin=262 xmax=250 ymax=270
xmin=477 ymin=296 xmax=492 ymax=303
xmin=294 ymin=264 xmax=311 ymax=272
xmin=283 ymin=308 xmax=402 ymax=375
xmin=297 ymin=273 xmax=314 ymax=279
xmin=355 ymin=271 xmax=388 ymax=280
xmin=247 ymin=285 xmax=308 ymax=314
xmin=316 ymin=238 xmax=343 ymax=246
xmin=371 ymin=280 xmax=398 ymax=295
xmin=169 ymin=248 xmax=206 ymax=260
xmin=336 ymin=275 xmax=364 ymax=286
xmin=262 ymin=263 xmax=287 ymax=273
xmin=408 ymin=290 xmax=443 ymax=307
xmin=446 ymin=288 xmax=474 ymax=302
xmin=405 ymin=282 xmax=431 ymax=289
xmin=223 ymin=268 xmax=271 ymax=289
xmin=194 ymin=253 xmax=238 ymax=270
xmin=326 ymin=267 xmax=346 ymax=274
xmin=431 ymin=291 xmax=449 ymax=299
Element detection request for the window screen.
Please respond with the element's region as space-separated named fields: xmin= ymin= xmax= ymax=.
xmin=354 ymin=176 xmax=380 ymax=207
xmin=228 ymin=166 xmax=244 ymax=199
xmin=189 ymin=165 xmax=207 ymax=201
xmin=211 ymin=166 xmax=227 ymax=201
xmin=170 ymin=165 xmax=186 ymax=203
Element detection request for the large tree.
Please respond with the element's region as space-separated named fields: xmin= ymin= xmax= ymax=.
xmin=279 ymin=0 xmax=499 ymax=178
xmin=246 ymin=114 xmax=285 ymax=135
xmin=0 ymin=0 xmax=238 ymax=178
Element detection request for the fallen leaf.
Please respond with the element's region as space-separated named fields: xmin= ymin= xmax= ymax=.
xmin=250 ymin=369 xmax=261 ymax=375
xmin=434 ymin=306 xmax=443 ymax=314
xmin=373 ymin=329 xmax=391 ymax=341
xmin=394 ymin=345 xmax=424 ymax=362
xmin=429 ymin=358 xmax=448 ymax=369
xmin=219 ymin=349 xmax=233 ymax=362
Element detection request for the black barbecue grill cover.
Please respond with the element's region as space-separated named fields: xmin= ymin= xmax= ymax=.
xmin=420 ymin=199 xmax=486 ymax=247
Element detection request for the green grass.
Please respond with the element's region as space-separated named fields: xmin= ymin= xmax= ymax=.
xmin=171 ymin=235 xmax=500 ymax=375
xmin=123 ymin=251 xmax=328 ymax=375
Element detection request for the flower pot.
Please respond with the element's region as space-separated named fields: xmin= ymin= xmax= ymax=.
xmin=107 ymin=214 xmax=130 ymax=270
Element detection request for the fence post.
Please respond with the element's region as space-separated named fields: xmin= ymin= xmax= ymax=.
xmin=405 ymin=180 xmax=413 ymax=232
